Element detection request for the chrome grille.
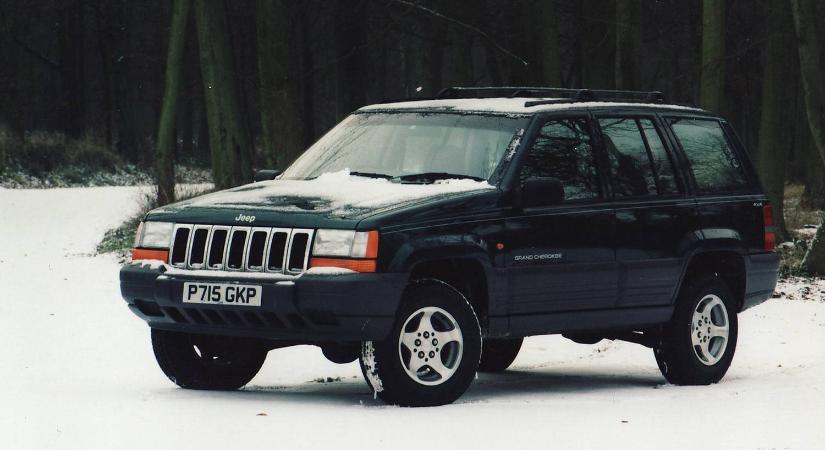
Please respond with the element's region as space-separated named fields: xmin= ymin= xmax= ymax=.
xmin=170 ymin=224 xmax=314 ymax=274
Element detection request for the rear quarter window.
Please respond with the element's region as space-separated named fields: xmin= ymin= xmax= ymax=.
xmin=668 ymin=118 xmax=749 ymax=193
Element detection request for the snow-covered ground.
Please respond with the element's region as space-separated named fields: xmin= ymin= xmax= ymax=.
xmin=1 ymin=186 xmax=824 ymax=450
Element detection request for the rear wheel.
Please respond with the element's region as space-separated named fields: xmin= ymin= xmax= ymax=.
xmin=151 ymin=329 xmax=268 ymax=390
xmin=359 ymin=280 xmax=481 ymax=407
xmin=478 ymin=337 xmax=523 ymax=372
xmin=654 ymin=274 xmax=738 ymax=385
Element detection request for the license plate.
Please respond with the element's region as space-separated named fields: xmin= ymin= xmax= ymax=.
xmin=182 ymin=282 xmax=262 ymax=307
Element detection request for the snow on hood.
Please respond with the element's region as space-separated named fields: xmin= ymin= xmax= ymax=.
xmin=154 ymin=169 xmax=495 ymax=217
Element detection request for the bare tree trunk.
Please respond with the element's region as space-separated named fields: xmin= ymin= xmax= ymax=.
xmin=298 ymin=7 xmax=314 ymax=145
xmin=334 ymin=0 xmax=367 ymax=116
xmin=790 ymin=0 xmax=825 ymax=167
xmin=444 ymin=0 xmax=475 ymax=86
xmin=794 ymin=80 xmax=825 ymax=209
xmin=180 ymin=31 xmax=197 ymax=160
xmin=802 ymin=155 xmax=825 ymax=209
xmin=790 ymin=0 xmax=825 ymax=274
xmin=113 ymin=1 xmax=163 ymax=164
xmin=756 ymin=0 xmax=793 ymax=241
xmin=408 ymin=1 xmax=445 ymax=97
xmin=196 ymin=103 xmax=209 ymax=157
xmin=0 ymin=2 xmax=25 ymax=166
xmin=194 ymin=0 xmax=253 ymax=189
xmin=95 ymin=11 xmax=115 ymax=149
xmin=156 ymin=0 xmax=191 ymax=206
xmin=700 ymin=0 xmax=725 ymax=112
xmin=484 ymin=43 xmax=503 ymax=86
xmin=539 ymin=0 xmax=561 ymax=87
xmin=615 ymin=0 xmax=640 ymax=90
xmin=580 ymin=0 xmax=615 ymax=89
xmin=257 ymin=0 xmax=304 ymax=169
xmin=180 ymin=87 xmax=194 ymax=158
xmin=59 ymin=0 xmax=86 ymax=139
xmin=505 ymin=2 xmax=538 ymax=85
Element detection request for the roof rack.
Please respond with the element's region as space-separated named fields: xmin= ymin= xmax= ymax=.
xmin=435 ymin=86 xmax=666 ymax=107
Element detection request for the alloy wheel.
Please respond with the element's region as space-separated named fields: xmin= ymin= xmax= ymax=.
xmin=691 ymin=294 xmax=730 ymax=366
xmin=397 ymin=306 xmax=464 ymax=386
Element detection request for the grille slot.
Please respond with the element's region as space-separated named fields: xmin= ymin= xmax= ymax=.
xmin=226 ymin=227 xmax=249 ymax=270
xmin=169 ymin=224 xmax=313 ymax=274
xmin=207 ymin=227 xmax=229 ymax=269
xmin=267 ymin=230 xmax=290 ymax=272
xmin=188 ymin=227 xmax=210 ymax=268
xmin=245 ymin=229 xmax=269 ymax=271
xmin=170 ymin=227 xmax=190 ymax=266
xmin=287 ymin=230 xmax=313 ymax=273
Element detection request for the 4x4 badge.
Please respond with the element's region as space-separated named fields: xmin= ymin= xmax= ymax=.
xmin=234 ymin=213 xmax=256 ymax=223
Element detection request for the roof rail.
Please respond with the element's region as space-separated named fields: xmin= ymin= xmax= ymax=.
xmin=436 ymin=86 xmax=666 ymax=106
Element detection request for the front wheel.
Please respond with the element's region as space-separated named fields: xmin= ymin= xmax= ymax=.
xmin=359 ymin=280 xmax=482 ymax=407
xmin=152 ymin=329 xmax=268 ymax=390
xmin=654 ymin=274 xmax=738 ymax=385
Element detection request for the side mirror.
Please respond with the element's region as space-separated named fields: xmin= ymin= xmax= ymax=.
xmin=254 ymin=169 xmax=282 ymax=182
xmin=521 ymin=177 xmax=564 ymax=208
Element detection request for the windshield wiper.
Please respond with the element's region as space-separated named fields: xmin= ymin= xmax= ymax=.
xmin=350 ymin=171 xmax=394 ymax=180
xmin=393 ymin=172 xmax=485 ymax=183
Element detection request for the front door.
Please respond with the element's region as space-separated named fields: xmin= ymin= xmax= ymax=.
xmin=506 ymin=116 xmax=617 ymax=315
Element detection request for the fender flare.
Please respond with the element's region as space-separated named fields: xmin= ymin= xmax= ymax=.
xmin=386 ymin=233 xmax=500 ymax=316
xmin=672 ymin=228 xmax=750 ymax=305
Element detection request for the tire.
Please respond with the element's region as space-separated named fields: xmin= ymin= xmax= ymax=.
xmin=478 ymin=337 xmax=523 ymax=372
xmin=359 ymin=280 xmax=482 ymax=407
xmin=151 ymin=329 xmax=268 ymax=390
xmin=654 ymin=274 xmax=739 ymax=385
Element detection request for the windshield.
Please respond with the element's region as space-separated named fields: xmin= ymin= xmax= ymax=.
xmin=281 ymin=112 xmax=529 ymax=181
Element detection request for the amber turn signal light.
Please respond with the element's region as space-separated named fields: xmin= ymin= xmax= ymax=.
xmin=309 ymin=257 xmax=377 ymax=273
xmin=131 ymin=248 xmax=170 ymax=262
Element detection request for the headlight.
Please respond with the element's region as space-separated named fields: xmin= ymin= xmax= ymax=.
xmin=312 ymin=229 xmax=378 ymax=258
xmin=135 ymin=221 xmax=174 ymax=249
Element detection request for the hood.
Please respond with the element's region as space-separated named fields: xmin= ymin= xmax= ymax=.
xmin=146 ymin=169 xmax=496 ymax=228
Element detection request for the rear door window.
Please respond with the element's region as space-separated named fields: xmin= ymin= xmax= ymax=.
xmin=598 ymin=117 xmax=679 ymax=197
xmin=639 ymin=119 xmax=679 ymax=194
xmin=668 ymin=118 xmax=749 ymax=193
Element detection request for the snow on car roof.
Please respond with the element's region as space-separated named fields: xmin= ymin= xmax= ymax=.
xmin=359 ymin=97 xmax=705 ymax=115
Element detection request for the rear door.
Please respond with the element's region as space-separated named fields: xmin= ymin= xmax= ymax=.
xmin=595 ymin=114 xmax=696 ymax=307
xmin=506 ymin=115 xmax=617 ymax=314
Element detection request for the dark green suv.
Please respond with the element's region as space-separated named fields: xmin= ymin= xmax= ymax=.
xmin=121 ymin=87 xmax=779 ymax=406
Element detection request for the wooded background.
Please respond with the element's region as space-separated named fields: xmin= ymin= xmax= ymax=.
xmin=2 ymin=0 xmax=825 ymax=268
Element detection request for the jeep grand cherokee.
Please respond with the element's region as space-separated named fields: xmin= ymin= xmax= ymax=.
xmin=121 ymin=87 xmax=779 ymax=407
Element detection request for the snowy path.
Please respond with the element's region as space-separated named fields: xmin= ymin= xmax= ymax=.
xmin=1 ymin=186 xmax=824 ymax=450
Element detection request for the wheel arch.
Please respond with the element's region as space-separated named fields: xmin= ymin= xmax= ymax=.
xmin=405 ymin=253 xmax=494 ymax=332
xmin=678 ymin=249 xmax=747 ymax=311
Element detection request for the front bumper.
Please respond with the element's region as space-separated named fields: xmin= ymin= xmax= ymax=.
xmin=120 ymin=262 xmax=407 ymax=342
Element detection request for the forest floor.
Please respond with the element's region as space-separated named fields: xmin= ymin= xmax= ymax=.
xmin=0 ymin=163 xmax=212 ymax=189
xmin=1 ymin=186 xmax=824 ymax=450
